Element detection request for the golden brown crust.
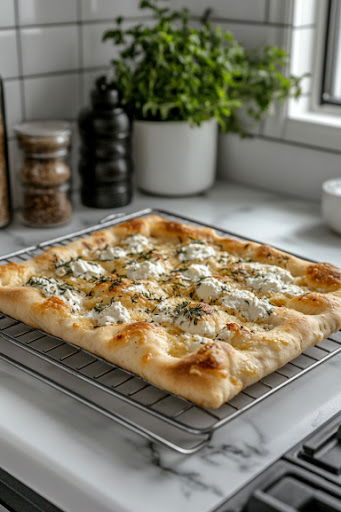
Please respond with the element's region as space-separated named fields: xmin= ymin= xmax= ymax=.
xmin=306 ymin=263 xmax=341 ymax=290
xmin=0 ymin=214 xmax=340 ymax=409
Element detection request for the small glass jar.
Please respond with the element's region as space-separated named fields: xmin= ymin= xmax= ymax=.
xmin=15 ymin=120 xmax=72 ymax=227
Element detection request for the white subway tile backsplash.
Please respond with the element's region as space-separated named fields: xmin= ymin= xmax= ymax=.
xmin=171 ymin=0 xmax=267 ymax=22
xmin=0 ymin=0 xmax=335 ymax=202
xmin=81 ymin=0 xmax=267 ymax=23
xmin=82 ymin=16 xmax=284 ymax=74
xmin=83 ymin=17 xmax=154 ymax=70
xmin=0 ymin=0 xmax=15 ymax=27
xmin=81 ymin=0 xmax=140 ymax=21
xmin=18 ymin=0 xmax=78 ymax=25
xmin=24 ymin=73 xmax=80 ymax=120
xmin=0 ymin=30 xmax=19 ymax=78
xmin=268 ymin=0 xmax=293 ymax=25
xmin=214 ymin=21 xmax=286 ymax=50
xmin=269 ymin=0 xmax=316 ymax=27
xmin=20 ymin=25 xmax=79 ymax=75
xmin=81 ymin=69 xmax=106 ymax=108
xmin=218 ymin=134 xmax=341 ymax=200
xmin=3 ymin=80 xmax=23 ymax=136
xmin=261 ymin=101 xmax=287 ymax=139
xmin=82 ymin=22 xmax=116 ymax=68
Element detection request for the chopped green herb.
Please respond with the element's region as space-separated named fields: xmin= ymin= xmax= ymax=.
xmin=109 ymin=278 xmax=124 ymax=291
xmin=173 ymin=301 xmax=211 ymax=325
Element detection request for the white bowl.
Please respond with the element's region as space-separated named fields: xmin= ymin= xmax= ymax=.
xmin=321 ymin=179 xmax=341 ymax=234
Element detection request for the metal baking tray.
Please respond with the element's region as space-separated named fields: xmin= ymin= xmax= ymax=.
xmin=0 ymin=208 xmax=340 ymax=454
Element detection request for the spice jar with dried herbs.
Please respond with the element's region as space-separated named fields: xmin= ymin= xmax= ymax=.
xmin=15 ymin=121 xmax=72 ymax=227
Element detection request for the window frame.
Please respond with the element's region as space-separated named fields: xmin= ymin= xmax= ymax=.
xmin=321 ymin=0 xmax=341 ymax=106
xmin=300 ymin=0 xmax=340 ymax=117
xmin=261 ymin=0 xmax=341 ymax=153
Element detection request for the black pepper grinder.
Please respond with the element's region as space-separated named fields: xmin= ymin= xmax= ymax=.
xmin=78 ymin=76 xmax=133 ymax=208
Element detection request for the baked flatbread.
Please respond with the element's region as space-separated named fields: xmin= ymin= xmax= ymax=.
xmin=0 ymin=214 xmax=340 ymax=408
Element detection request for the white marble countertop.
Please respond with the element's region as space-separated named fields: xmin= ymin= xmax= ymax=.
xmin=0 ymin=182 xmax=341 ymax=512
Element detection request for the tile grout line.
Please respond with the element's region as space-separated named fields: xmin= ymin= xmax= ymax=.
xmin=0 ymin=17 xmax=316 ymax=32
xmin=0 ymin=16 xmax=317 ymax=84
xmin=0 ymin=15 xmax=151 ymax=31
xmin=2 ymin=66 xmax=108 ymax=83
xmin=264 ymin=0 xmax=271 ymax=24
xmin=75 ymin=0 xmax=83 ymax=189
xmin=12 ymin=0 xmax=25 ymax=124
xmin=192 ymin=15 xmax=314 ymax=29
xmin=2 ymin=2 xmax=320 ymax=158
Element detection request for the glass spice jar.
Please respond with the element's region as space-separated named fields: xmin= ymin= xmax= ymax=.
xmin=14 ymin=121 xmax=72 ymax=227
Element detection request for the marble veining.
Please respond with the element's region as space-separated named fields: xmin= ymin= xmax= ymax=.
xmin=201 ymin=422 xmax=268 ymax=471
xmin=138 ymin=441 xmax=224 ymax=498
xmin=0 ymin=181 xmax=340 ymax=512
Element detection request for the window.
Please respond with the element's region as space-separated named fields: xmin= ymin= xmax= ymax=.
xmin=263 ymin=0 xmax=341 ymax=152
xmin=321 ymin=0 xmax=341 ymax=105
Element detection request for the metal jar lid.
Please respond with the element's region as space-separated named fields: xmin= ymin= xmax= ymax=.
xmin=14 ymin=120 xmax=71 ymax=141
xmin=14 ymin=120 xmax=71 ymax=157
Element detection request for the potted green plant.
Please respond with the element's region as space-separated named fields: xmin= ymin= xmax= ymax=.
xmin=103 ymin=0 xmax=302 ymax=196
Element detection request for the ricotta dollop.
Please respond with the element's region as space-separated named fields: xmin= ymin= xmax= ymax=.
xmin=154 ymin=301 xmax=217 ymax=336
xmin=97 ymin=246 xmax=127 ymax=260
xmin=27 ymin=276 xmax=83 ymax=312
xmin=123 ymin=234 xmax=151 ymax=254
xmin=55 ymin=258 xmax=105 ymax=280
xmin=180 ymin=334 xmax=212 ymax=353
xmin=178 ymin=243 xmax=215 ymax=262
xmin=220 ymin=286 xmax=273 ymax=321
xmin=196 ymin=277 xmax=224 ymax=301
xmin=181 ymin=264 xmax=211 ymax=281
xmin=125 ymin=283 xmax=147 ymax=294
xmin=90 ymin=301 xmax=131 ymax=326
xmin=152 ymin=302 xmax=173 ymax=324
xmin=173 ymin=302 xmax=216 ymax=336
xmin=127 ymin=260 xmax=165 ymax=280
xmin=174 ymin=314 xmax=216 ymax=336
xmin=241 ymin=262 xmax=302 ymax=296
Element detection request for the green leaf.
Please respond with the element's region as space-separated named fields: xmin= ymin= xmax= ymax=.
xmin=102 ymin=0 xmax=304 ymax=134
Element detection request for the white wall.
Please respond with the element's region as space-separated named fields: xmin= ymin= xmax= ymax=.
xmin=218 ymin=134 xmax=341 ymax=200
xmin=1 ymin=0 xmax=145 ymax=202
xmin=181 ymin=0 xmax=341 ymax=200
xmin=1 ymin=0 xmax=339 ymax=201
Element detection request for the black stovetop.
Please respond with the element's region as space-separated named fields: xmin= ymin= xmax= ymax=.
xmin=0 ymin=466 xmax=63 ymax=512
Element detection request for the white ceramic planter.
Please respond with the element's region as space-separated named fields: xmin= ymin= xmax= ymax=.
xmin=133 ymin=119 xmax=217 ymax=196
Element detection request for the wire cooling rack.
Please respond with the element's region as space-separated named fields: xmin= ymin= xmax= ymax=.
xmin=0 ymin=208 xmax=340 ymax=454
